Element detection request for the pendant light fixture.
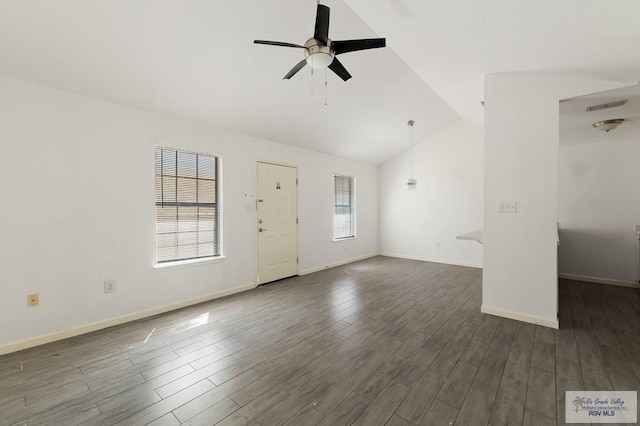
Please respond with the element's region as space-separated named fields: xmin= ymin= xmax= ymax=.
xmin=406 ymin=119 xmax=417 ymax=189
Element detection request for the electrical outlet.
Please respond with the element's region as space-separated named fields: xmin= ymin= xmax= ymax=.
xmin=436 ymin=241 xmax=441 ymax=248
xmin=499 ymin=201 xmax=517 ymax=213
xmin=27 ymin=293 xmax=39 ymax=307
xmin=104 ymin=280 xmax=116 ymax=294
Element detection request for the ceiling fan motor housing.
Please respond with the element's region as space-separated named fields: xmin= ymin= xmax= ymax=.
xmin=304 ymin=38 xmax=334 ymax=68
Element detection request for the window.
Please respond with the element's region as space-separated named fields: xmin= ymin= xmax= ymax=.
xmin=155 ymin=147 xmax=220 ymax=264
xmin=333 ymin=174 xmax=355 ymax=239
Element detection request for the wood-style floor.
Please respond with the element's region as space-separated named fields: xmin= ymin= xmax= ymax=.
xmin=1 ymin=256 xmax=639 ymax=425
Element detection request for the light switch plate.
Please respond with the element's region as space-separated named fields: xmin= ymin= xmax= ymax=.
xmin=104 ymin=280 xmax=116 ymax=293
xmin=499 ymin=202 xmax=517 ymax=213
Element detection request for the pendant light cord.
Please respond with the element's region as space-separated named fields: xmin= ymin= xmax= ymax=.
xmin=408 ymin=120 xmax=415 ymax=178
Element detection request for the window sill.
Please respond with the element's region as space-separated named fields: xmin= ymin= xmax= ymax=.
xmin=154 ymin=256 xmax=226 ymax=270
xmin=333 ymin=237 xmax=356 ymax=242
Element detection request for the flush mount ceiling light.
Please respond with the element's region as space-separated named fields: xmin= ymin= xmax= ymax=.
xmin=592 ymin=119 xmax=624 ymax=132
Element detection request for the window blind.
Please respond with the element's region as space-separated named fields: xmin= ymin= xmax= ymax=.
xmin=333 ymin=175 xmax=354 ymax=239
xmin=155 ymin=147 xmax=220 ymax=263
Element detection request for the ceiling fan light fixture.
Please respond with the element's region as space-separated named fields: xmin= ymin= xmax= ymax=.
xmin=304 ymin=38 xmax=334 ymax=68
xmin=592 ymin=119 xmax=624 ymax=132
xmin=305 ymin=53 xmax=333 ymax=68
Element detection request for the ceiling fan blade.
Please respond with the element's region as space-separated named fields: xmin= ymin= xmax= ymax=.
xmin=254 ymin=40 xmax=305 ymax=49
xmin=328 ymin=58 xmax=352 ymax=81
xmin=283 ymin=59 xmax=308 ymax=79
xmin=314 ymin=4 xmax=330 ymax=45
xmin=332 ymin=38 xmax=386 ymax=55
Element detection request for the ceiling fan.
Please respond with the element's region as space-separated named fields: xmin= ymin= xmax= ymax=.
xmin=254 ymin=3 xmax=386 ymax=81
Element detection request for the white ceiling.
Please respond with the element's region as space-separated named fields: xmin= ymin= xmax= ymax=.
xmin=1 ymin=1 xmax=639 ymax=164
xmin=345 ymin=0 xmax=640 ymax=123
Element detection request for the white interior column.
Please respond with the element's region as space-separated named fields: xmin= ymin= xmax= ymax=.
xmin=482 ymin=72 xmax=629 ymax=328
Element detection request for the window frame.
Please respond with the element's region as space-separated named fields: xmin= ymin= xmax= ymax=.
xmin=154 ymin=146 xmax=222 ymax=265
xmin=332 ymin=174 xmax=356 ymax=241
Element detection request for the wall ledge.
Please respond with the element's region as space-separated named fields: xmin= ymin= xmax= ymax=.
xmin=559 ymin=273 xmax=640 ymax=289
xmin=481 ymin=305 xmax=559 ymax=329
xmin=0 ymin=282 xmax=257 ymax=356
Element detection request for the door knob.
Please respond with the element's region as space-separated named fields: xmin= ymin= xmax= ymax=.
xmin=259 ymin=227 xmax=268 ymax=232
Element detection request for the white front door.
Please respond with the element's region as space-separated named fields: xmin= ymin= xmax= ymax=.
xmin=257 ymin=162 xmax=298 ymax=284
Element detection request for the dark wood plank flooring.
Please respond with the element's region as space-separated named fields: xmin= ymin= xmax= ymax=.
xmin=0 ymin=256 xmax=638 ymax=425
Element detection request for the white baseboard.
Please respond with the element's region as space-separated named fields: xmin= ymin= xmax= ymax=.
xmin=0 ymin=282 xmax=257 ymax=356
xmin=559 ymin=273 xmax=640 ymax=289
xmin=481 ymin=305 xmax=559 ymax=329
xmin=379 ymin=252 xmax=483 ymax=269
xmin=299 ymin=253 xmax=378 ymax=275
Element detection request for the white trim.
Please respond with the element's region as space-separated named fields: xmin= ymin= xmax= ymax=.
xmin=0 ymin=282 xmax=257 ymax=356
xmin=481 ymin=305 xmax=559 ymax=329
xmin=332 ymin=236 xmax=356 ymax=243
xmin=256 ymin=159 xmax=298 ymax=169
xmin=559 ymin=273 xmax=640 ymax=289
xmin=154 ymin=255 xmax=226 ymax=270
xmin=379 ymin=252 xmax=483 ymax=269
xmin=299 ymin=253 xmax=378 ymax=275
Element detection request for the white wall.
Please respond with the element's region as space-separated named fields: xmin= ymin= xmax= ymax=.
xmin=558 ymin=139 xmax=640 ymax=285
xmin=483 ymin=72 xmax=629 ymax=328
xmin=378 ymin=119 xmax=484 ymax=268
xmin=0 ymin=76 xmax=378 ymax=352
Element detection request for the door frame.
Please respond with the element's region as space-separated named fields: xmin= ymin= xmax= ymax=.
xmin=255 ymin=160 xmax=300 ymax=285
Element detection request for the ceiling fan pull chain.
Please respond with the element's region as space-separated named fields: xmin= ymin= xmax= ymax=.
xmin=324 ymin=67 xmax=328 ymax=107
xmin=310 ymin=57 xmax=314 ymax=98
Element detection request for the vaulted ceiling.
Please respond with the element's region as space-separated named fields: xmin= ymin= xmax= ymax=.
xmin=1 ymin=1 xmax=639 ymax=164
xmin=347 ymin=0 xmax=640 ymax=124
